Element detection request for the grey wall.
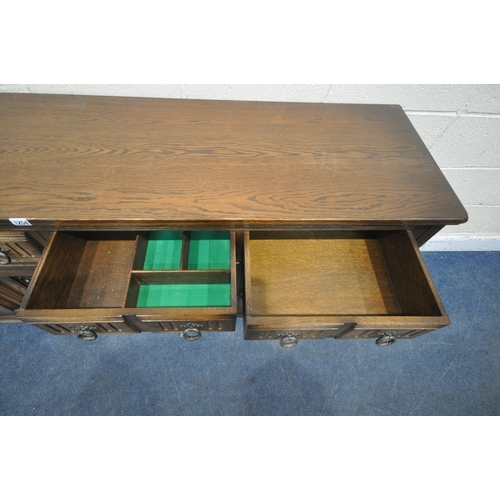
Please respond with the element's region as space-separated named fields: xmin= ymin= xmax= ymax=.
xmin=1 ymin=84 xmax=498 ymax=248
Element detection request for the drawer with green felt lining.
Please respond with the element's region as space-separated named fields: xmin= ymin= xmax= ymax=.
xmin=129 ymin=230 xmax=234 ymax=308
xmin=18 ymin=230 xmax=238 ymax=332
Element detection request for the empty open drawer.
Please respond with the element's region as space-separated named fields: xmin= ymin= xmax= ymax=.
xmin=243 ymin=230 xmax=449 ymax=340
xmin=22 ymin=231 xmax=137 ymax=311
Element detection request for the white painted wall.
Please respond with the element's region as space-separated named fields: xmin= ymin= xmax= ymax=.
xmin=1 ymin=84 xmax=499 ymax=249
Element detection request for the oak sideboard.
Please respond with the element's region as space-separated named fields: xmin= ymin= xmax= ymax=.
xmin=0 ymin=93 xmax=468 ymax=347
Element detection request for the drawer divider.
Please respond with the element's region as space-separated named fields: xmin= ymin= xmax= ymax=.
xmin=180 ymin=231 xmax=191 ymax=270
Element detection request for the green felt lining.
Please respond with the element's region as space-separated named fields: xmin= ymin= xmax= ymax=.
xmin=188 ymin=231 xmax=230 ymax=270
xmin=143 ymin=231 xmax=183 ymax=270
xmin=137 ymin=231 xmax=232 ymax=307
xmin=136 ymin=284 xmax=231 ymax=308
xmin=142 ymin=230 xmax=231 ymax=271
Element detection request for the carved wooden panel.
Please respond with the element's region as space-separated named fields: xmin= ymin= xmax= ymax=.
xmin=136 ymin=319 xmax=236 ymax=333
xmin=33 ymin=321 xmax=138 ymax=335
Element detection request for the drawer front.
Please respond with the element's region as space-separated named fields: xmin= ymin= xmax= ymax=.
xmin=0 ymin=231 xmax=44 ymax=263
xmin=245 ymin=329 xmax=329 ymax=340
xmin=0 ymin=231 xmax=52 ymax=322
xmin=245 ymin=326 xmax=435 ymax=346
xmin=338 ymin=328 xmax=434 ymax=340
xmin=32 ymin=321 xmax=139 ymax=336
xmin=135 ymin=318 xmax=236 ymax=333
xmin=0 ymin=277 xmax=30 ymax=317
xmin=245 ymin=322 xmax=356 ymax=340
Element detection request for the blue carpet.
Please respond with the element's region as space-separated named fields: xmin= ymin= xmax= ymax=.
xmin=1 ymin=252 xmax=499 ymax=416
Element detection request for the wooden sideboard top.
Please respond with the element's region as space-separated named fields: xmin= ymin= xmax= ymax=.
xmin=0 ymin=93 xmax=467 ymax=230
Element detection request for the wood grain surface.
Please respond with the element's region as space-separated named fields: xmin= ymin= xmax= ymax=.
xmin=0 ymin=93 xmax=467 ymax=230
xmin=65 ymin=237 xmax=137 ymax=308
xmin=247 ymin=234 xmax=402 ymax=316
xmin=24 ymin=232 xmax=137 ymax=309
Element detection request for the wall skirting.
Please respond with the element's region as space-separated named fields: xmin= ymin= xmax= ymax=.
xmin=421 ymin=236 xmax=500 ymax=251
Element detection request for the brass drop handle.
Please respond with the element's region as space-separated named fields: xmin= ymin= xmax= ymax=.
xmin=181 ymin=327 xmax=202 ymax=342
xmin=280 ymin=333 xmax=299 ymax=348
xmin=72 ymin=325 xmax=98 ymax=341
xmin=376 ymin=331 xmax=400 ymax=347
xmin=0 ymin=248 xmax=11 ymax=265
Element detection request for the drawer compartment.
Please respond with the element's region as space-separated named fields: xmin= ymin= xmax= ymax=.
xmin=136 ymin=230 xmax=231 ymax=271
xmin=243 ymin=230 xmax=449 ymax=340
xmin=17 ymin=230 xmax=237 ymax=334
xmin=22 ymin=231 xmax=138 ymax=310
xmin=134 ymin=284 xmax=231 ymax=308
xmin=127 ymin=230 xmax=233 ymax=308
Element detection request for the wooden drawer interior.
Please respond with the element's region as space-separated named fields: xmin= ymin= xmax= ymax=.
xmin=24 ymin=231 xmax=137 ymax=310
xmin=24 ymin=230 xmax=235 ymax=311
xmin=245 ymin=230 xmax=446 ymax=322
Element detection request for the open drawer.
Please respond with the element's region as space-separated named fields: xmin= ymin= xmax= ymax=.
xmin=243 ymin=230 xmax=449 ymax=346
xmin=17 ymin=230 xmax=238 ymax=339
